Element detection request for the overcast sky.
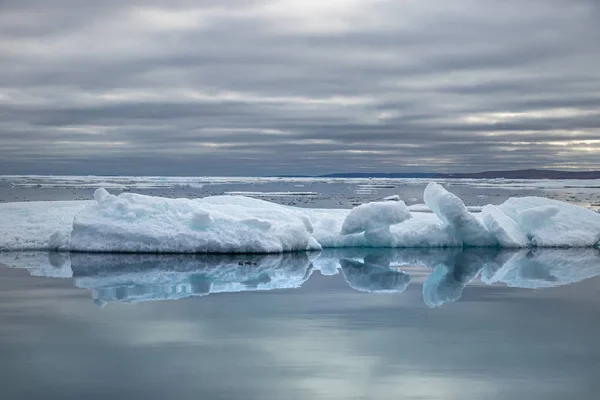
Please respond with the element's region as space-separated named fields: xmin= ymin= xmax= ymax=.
xmin=1 ymin=0 xmax=599 ymax=176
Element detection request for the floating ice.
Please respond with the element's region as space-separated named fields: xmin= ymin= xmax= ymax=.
xmin=69 ymin=189 xmax=320 ymax=253
xmin=1 ymin=183 xmax=600 ymax=253
xmin=424 ymin=182 xmax=497 ymax=246
xmin=340 ymin=200 xmax=411 ymax=235
xmin=0 ymin=200 xmax=91 ymax=251
xmin=517 ymin=205 xmax=560 ymax=234
xmin=481 ymin=205 xmax=530 ymax=248
xmin=498 ymin=197 xmax=600 ymax=247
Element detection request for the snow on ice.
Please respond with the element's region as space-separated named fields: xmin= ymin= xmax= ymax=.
xmin=1 ymin=183 xmax=600 ymax=253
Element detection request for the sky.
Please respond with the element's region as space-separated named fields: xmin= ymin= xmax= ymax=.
xmin=1 ymin=0 xmax=600 ymax=176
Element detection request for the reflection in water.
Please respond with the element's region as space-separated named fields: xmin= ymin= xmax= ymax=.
xmin=482 ymin=248 xmax=600 ymax=289
xmin=71 ymin=252 xmax=314 ymax=305
xmin=422 ymin=249 xmax=497 ymax=307
xmin=340 ymin=259 xmax=411 ymax=293
xmin=1 ymin=247 xmax=600 ymax=307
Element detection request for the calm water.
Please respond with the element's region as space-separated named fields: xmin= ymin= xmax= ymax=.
xmin=1 ymin=248 xmax=600 ymax=399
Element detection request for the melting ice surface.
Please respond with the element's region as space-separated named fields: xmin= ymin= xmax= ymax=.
xmin=1 ymin=182 xmax=600 ymax=253
xmin=2 ymin=247 xmax=600 ymax=308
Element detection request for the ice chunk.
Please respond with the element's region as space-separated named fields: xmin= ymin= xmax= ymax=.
xmin=517 ymin=205 xmax=560 ymax=234
xmin=190 ymin=211 xmax=214 ymax=229
xmin=2 ymin=182 xmax=600 ymax=253
xmin=240 ymin=218 xmax=271 ymax=231
xmin=423 ymin=183 xmax=496 ymax=246
xmin=48 ymin=231 xmax=70 ymax=251
xmin=363 ymin=226 xmax=394 ymax=246
xmin=0 ymin=200 xmax=91 ymax=251
xmin=498 ymin=197 xmax=600 ymax=247
xmin=383 ymin=195 xmax=400 ymax=201
xmin=340 ymin=201 xmax=411 ymax=235
xmin=70 ymin=191 xmax=321 ymax=253
xmin=482 ymin=205 xmax=530 ymax=248
xmin=93 ymin=187 xmax=115 ymax=203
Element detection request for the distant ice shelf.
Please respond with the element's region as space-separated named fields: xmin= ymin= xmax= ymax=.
xmin=1 ymin=182 xmax=599 ymax=253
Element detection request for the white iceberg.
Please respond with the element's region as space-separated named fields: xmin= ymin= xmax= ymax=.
xmin=0 ymin=200 xmax=91 ymax=251
xmin=70 ymin=189 xmax=320 ymax=253
xmin=423 ymin=183 xmax=497 ymax=247
xmin=1 ymin=183 xmax=600 ymax=253
xmin=341 ymin=200 xmax=411 ymax=235
xmin=498 ymin=197 xmax=600 ymax=247
xmin=481 ymin=205 xmax=530 ymax=248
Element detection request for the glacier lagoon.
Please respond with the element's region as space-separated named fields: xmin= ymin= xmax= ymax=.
xmin=1 ymin=176 xmax=600 ymax=399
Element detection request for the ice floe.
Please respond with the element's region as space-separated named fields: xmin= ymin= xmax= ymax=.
xmin=1 ymin=183 xmax=600 ymax=253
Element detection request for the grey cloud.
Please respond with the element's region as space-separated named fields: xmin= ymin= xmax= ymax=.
xmin=0 ymin=0 xmax=599 ymax=175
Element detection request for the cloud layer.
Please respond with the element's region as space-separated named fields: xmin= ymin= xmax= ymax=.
xmin=1 ymin=0 xmax=599 ymax=175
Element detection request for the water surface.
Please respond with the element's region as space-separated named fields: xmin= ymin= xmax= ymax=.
xmin=1 ymin=248 xmax=600 ymax=399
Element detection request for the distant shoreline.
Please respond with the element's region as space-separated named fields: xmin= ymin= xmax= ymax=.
xmin=318 ymin=169 xmax=600 ymax=180
xmin=3 ymin=169 xmax=600 ymax=180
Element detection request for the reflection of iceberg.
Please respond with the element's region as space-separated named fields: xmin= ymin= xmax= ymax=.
xmin=340 ymin=258 xmax=411 ymax=293
xmin=424 ymin=248 xmax=600 ymax=306
xmin=0 ymin=251 xmax=72 ymax=278
xmin=422 ymin=249 xmax=499 ymax=307
xmin=482 ymin=248 xmax=600 ymax=289
xmin=70 ymin=253 xmax=314 ymax=303
xmin=2 ymin=247 xmax=600 ymax=307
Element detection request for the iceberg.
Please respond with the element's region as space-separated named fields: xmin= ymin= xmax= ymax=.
xmin=69 ymin=189 xmax=320 ymax=253
xmin=497 ymin=197 xmax=600 ymax=247
xmin=1 ymin=183 xmax=600 ymax=253
xmin=423 ymin=183 xmax=496 ymax=246
xmin=481 ymin=205 xmax=530 ymax=248
xmin=0 ymin=200 xmax=91 ymax=251
xmin=340 ymin=200 xmax=411 ymax=235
